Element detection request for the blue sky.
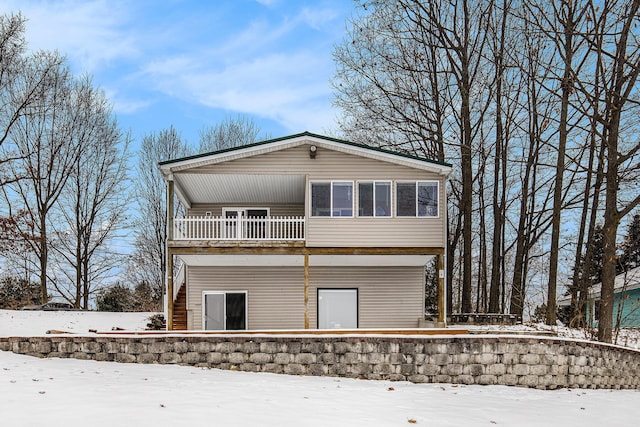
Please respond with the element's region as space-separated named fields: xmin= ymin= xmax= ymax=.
xmin=2 ymin=0 xmax=353 ymax=147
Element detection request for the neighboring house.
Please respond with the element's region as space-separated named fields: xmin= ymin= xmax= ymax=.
xmin=158 ymin=132 xmax=452 ymax=331
xmin=558 ymin=266 xmax=640 ymax=328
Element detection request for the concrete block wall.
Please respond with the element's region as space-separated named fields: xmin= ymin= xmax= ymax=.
xmin=1 ymin=335 xmax=639 ymax=390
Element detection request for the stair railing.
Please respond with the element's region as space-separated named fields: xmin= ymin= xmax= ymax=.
xmin=173 ymin=263 xmax=186 ymax=302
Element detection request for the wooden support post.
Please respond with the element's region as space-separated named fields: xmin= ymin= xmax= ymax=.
xmin=167 ymin=180 xmax=174 ymax=241
xmin=166 ymin=180 xmax=175 ymax=330
xmin=167 ymin=249 xmax=174 ymax=331
xmin=304 ymin=253 xmax=309 ymax=329
xmin=438 ymin=250 xmax=446 ymax=324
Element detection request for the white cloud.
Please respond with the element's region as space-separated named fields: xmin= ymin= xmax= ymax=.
xmin=0 ymin=1 xmax=346 ymax=133
xmin=1 ymin=0 xmax=139 ymax=73
xmin=133 ymin=2 xmax=347 ymax=133
xmin=299 ymin=5 xmax=342 ymax=30
xmin=141 ymin=49 xmax=337 ymax=132
xmin=106 ymin=91 xmax=154 ymax=115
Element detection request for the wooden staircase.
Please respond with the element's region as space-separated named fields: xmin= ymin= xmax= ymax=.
xmin=172 ymin=285 xmax=188 ymax=330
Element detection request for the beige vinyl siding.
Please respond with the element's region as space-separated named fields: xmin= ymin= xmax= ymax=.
xmin=187 ymin=264 xmax=424 ymax=330
xmin=188 ymin=266 xmax=305 ymax=330
xmin=189 ymin=145 xmax=442 ymax=180
xmin=183 ymin=145 xmax=446 ymax=248
xmin=306 ymin=218 xmax=444 ymax=247
xmin=188 ymin=203 xmax=304 ymax=217
xmin=308 ymin=266 xmax=424 ymax=329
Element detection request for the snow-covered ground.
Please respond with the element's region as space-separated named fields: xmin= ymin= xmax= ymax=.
xmin=462 ymin=322 xmax=640 ymax=350
xmin=0 ymin=309 xmax=154 ymax=336
xmin=1 ymin=310 xmax=639 ymax=426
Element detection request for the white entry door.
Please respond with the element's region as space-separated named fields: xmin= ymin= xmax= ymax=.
xmin=222 ymin=208 xmax=269 ymax=239
xmin=318 ymin=289 xmax=358 ymax=329
xmin=222 ymin=209 xmax=244 ymax=239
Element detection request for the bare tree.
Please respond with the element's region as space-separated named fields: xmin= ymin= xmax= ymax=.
xmin=506 ymin=9 xmax=558 ymax=317
xmin=49 ymin=75 xmax=131 ymax=309
xmin=487 ymin=0 xmax=522 ymax=313
xmin=583 ymin=0 xmax=640 ymax=343
xmin=3 ymin=54 xmax=91 ymax=303
xmin=547 ymin=1 xmax=589 ymax=325
xmin=198 ymin=114 xmax=265 ymax=152
xmin=0 ymin=13 xmax=63 ymax=186
xmin=518 ymin=0 xmax=592 ymax=325
xmin=333 ymin=1 xmax=449 ymax=161
xmin=569 ymin=18 xmax=607 ymax=327
xmin=128 ymin=126 xmax=190 ymax=304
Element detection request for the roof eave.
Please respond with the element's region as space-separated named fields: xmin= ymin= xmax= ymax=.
xmin=158 ymin=132 xmax=452 ymax=178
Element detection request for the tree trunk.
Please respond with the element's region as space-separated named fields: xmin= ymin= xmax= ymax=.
xmin=546 ymin=2 xmax=575 ymax=326
xmin=598 ymin=157 xmax=619 ymax=343
xmin=595 ymin=0 xmax=640 ymax=343
xmin=489 ymin=0 xmax=508 ymax=314
xmin=39 ymin=216 xmax=47 ymax=304
xmin=460 ymin=40 xmax=473 ymax=313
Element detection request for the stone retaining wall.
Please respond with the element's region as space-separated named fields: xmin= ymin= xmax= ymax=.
xmin=1 ymin=335 xmax=639 ymax=390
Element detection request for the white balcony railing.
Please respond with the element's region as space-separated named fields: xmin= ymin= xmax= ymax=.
xmin=173 ymin=216 xmax=305 ymax=241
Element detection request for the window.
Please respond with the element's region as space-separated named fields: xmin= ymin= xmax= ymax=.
xmin=311 ymin=183 xmax=331 ymax=216
xmin=311 ymin=182 xmax=353 ymax=217
xmin=594 ymin=300 xmax=601 ymax=322
xmin=358 ymin=181 xmax=391 ymax=217
xmin=418 ymin=182 xmax=438 ymax=216
xmin=396 ymin=183 xmax=416 ymax=216
xmin=396 ymin=181 xmax=439 ymax=217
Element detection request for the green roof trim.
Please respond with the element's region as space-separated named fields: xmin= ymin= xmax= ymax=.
xmin=158 ymin=131 xmax=452 ymax=168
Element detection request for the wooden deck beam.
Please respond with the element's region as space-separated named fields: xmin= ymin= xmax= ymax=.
xmin=168 ymin=244 xmax=444 ymax=256
xmin=95 ymin=328 xmax=469 ymax=336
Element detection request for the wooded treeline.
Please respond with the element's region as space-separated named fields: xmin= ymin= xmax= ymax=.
xmin=333 ymin=0 xmax=640 ymax=341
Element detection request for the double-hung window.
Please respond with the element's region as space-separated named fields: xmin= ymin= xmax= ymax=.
xmin=311 ymin=181 xmax=353 ymax=217
xmin=358 ymin=181 xmax=391 ymax=217
xmin=396 ymin=181 xmax=439 ymax=217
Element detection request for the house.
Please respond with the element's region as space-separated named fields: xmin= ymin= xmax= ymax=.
xmin=158 ymin=132 xmax=452 ymax=331
xmin=558 ymin=266 xmax=640 ymax=328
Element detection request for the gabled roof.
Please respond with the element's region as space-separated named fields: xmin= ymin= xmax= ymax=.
xmin=158 ymin=131 xmax=452 ymax=178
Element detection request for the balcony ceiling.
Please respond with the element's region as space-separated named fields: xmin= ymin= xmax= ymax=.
xmin=173 ymin=173 xmax=306 ymax=206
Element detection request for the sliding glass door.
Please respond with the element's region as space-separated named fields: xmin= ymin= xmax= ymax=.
xmin=203 ymin=291 xmax=247 ymax=330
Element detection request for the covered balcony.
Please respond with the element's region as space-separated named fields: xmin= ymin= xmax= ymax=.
xmin=173 ymin=215 xmax=305 ymax=241
xmin=167 ymin=172 xmax=306 ymax=246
